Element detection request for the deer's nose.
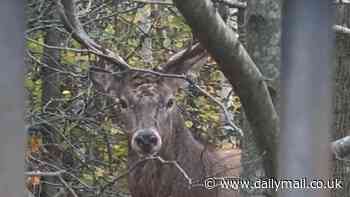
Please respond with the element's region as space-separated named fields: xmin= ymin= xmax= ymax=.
xmin=131 ymin=129 xmax=162 ymax=155
xmin=134 ymin=131 xmax=158 ymax=146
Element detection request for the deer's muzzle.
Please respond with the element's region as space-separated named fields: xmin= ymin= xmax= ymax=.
xmin=131 ymin=128 xmax=162 ymax=156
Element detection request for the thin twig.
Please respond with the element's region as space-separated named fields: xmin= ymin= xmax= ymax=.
xmin=26 ymin=50 xmax=86 ymax=78
xmin=25 ymin=170 xmax=79 ymax=197
xmin=149 ymin=156 xmax=193 ymax=187
xmin=28 ymin=153 xmax=92 ymax=189
xmin=58 ymin=175 xmax=79 ymax=197
xmin=133 ymin=0 xmax=174 ymax=6
xmin=99 ymin=157 xmax=149 ymax=194
xmin=214 ymin=0 xmax=247 ymax=9
xmin=334 ymin=25 xmax=350 ymax=35
xmin=25 ymin=170 xmax=65 ymax=177
xmin=99 ymin=154 xmax=194 ymax=195
xmin=26 ymin=37 xmax=91 ymax=53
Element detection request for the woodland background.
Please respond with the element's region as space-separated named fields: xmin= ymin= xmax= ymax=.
xmin=24 ymin=0 xmax=350 ymax=197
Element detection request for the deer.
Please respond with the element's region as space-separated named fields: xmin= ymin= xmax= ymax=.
xmin=57 ymin=1 xmax=242 ymax=197
xmin=90 ymin=54 xmax=242 ymax=197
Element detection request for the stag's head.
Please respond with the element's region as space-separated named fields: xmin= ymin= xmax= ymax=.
xmin=90 ymin=46 xmax=207 ymax=157
xmin=57 ymin=0 xmax=207 ymax=157
xmin=92 ymin=70 xmax=177 ymax=156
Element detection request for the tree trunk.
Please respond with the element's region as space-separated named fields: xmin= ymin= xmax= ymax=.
xmin=241 ymin=1 xmax=282 ymax=196
xmin=332 ymin=4 xmax=350 ymax=197
xmin=172 ymin=1 xmax=279 ymax=188
xmin=41 ymin=19 xmax=62 ymax=109
xmin=216 ymin=1 xmax=240 ymax=147
xmin=39 ymin=7 xmax=63 ymax=197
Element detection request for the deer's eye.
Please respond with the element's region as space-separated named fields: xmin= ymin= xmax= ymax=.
xmin=119 ymin=99 xmax=128 ymax=109
xmin=166 ymin=98 xmax=175 ymax=109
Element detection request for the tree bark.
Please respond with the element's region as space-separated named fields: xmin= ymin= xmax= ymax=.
xmin=40 ymin=7 xmax=63 ymax=197
xmin=173 ymin=0 xmax=279 ymax=184
xmin=332 ymin=136 xmax=350 ymax=159
xmin=332 ymin=4 xmax=350 ymax=197
xmin=41 ymin=15 xmax=62 ymax=109
xmin=240 ymin=1 xmax=282 ymax=196
xmin=216 ymin=0 xmax=240 ymax=147
xmin=246 ymin=0 xmax=281 ymax=108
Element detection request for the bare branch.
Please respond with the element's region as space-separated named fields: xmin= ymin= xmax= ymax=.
xmin=56 ymin=0 xmax=130 ymax=70
xmin=26 ymin=50 xmax=86 ymax=78
xmin=25 ymin=170 xmax=65 ymax=177
xmin=333 ymin=25 xmax=350 ymax=35
xmin=27 ymin=154 xmax=93 ymax=190
xmin=25 ymin=170 xmax=78 ymax=197
xmin=133 ymin=0 xmax=174 ymax=6
xmin=214 ymin=0 xmax=247 ymax=9
xmin=99 ymin=155 xmax=194 ymax=195
xmin=149 ymin=156 xmax=193 ymax=187
xmin=332 ymin=136 xmax=350 ymax=159
xmin=26 ymin=37 xmax=90 ymax=53
xmin=99 ymin=157 xmax=149 ymax=194
xmin=333 ymin=0 xmax=350 ymax=4
xmin=58 ymin=175 xmax=79 ymax=197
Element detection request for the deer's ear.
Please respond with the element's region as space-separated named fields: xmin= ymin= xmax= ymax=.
xmin=161 ymin=43 xmax=208 ymax=90
xmin=161 ymin=43 xmax=208 ymax=75
xmin=89 ymin=63 xmax=123 ymax=95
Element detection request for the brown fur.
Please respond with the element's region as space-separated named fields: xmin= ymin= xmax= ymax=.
xmin=127 ymin=112 xmax=241 ymax=197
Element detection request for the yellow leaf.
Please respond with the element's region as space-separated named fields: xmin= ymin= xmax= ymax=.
xmin=110 ymin=127 xmax=123 ymax=135
xmin=95 ymin=167 xmax=104 ymax=177
xmin=185 ymin=121 xmax=193 ymax=128
xmin=62 ymin=90 xmax=71 ymax=95
xmin=175 ymin=41 xmax=183 ymax=48
xmin=221 ymin=143 xmax=233 ymax=150
xmin=63 ymin=51 xmax=77 ymax=64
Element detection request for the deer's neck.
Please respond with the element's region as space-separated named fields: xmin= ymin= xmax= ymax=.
xmin=158 ymin=111 xmax=215 ymax=178
xmin=127 ymin=112 xmax=220 ymax=197
xmin=156 ymin=111 xmax=200 ymax=155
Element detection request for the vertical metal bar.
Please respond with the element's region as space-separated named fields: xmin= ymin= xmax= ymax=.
xmin=0 ymin=0 xmax=25 ymax=197
xmin=279 ymin=1 xmax=334 ymax=197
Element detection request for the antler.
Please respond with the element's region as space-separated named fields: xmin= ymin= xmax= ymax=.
xmin=56 ymin=0 xmax=129 ymax=70
xmin=57 ymin=0 xmax=209 ymax=74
